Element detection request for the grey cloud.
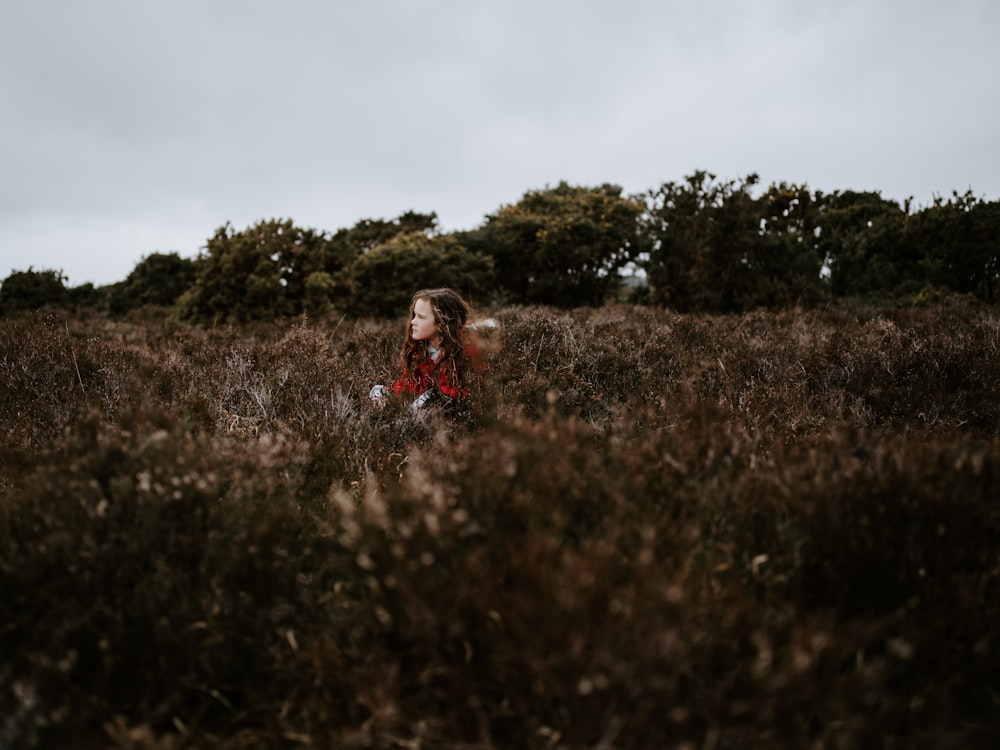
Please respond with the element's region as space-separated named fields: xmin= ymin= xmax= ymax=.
xmin=2 ymin=0 xmax=998 ymax=286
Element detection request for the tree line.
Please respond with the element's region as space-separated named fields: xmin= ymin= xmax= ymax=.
xmin=3 ymin=171 xmax=998 ymax=319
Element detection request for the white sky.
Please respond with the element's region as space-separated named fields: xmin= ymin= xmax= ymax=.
xmin=2 ymin=0 xmax=998 ymax=287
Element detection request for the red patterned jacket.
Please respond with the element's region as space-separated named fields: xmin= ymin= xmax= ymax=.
xmin=391 ymin=338 xmax=482 ymax=403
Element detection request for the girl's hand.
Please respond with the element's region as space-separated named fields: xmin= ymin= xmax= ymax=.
xmin=369 ymin=384 xmax=389 ymax=407
xmin=410 ymin=391 xmax=433 ymax=409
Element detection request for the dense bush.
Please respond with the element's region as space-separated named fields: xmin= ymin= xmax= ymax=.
xmin=641 ymin=174 xmax=1000 ymax=311
xmin=0 ymin=268 xmax=68 ymax=314
xmin=174 ymin=211 xmax=448 ymax=323
xmin=9 ymin=172 xmax=996 ymax=325
xmin=346 ymin=232 xmax=494 ymax=318
xmin=463 ymin=182 xmax=647 ymax=308
xmin=2 ymin=299 xmax=999 ymax=748
xmin=108 ymin=252 xmax=196 ymax=316
xmin=174 ymin=219 xmax=334 ymax=324
xmin=642 ymin=172 xmax=823 ymax=312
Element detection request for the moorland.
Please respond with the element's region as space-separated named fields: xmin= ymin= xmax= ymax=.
xmin=1 ymin=297 xmax=998 ymax=748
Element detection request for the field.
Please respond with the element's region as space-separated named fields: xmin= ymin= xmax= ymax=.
xmin=2 ymin=299 xmax=998 ymax=748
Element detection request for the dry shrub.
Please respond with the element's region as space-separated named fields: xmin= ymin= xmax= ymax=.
xmin=1 ymin=299 xmax=998 ymax=748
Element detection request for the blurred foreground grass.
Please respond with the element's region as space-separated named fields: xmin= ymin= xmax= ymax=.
xmin=1 ymin=299 xmax=998 ymax=748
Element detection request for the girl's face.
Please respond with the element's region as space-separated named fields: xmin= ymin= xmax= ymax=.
xmin=410 ymin=298 xmax=441 ymax=346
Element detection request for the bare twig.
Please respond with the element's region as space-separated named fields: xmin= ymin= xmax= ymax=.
xmin=66 ymin=321 xmax=85 ymax=392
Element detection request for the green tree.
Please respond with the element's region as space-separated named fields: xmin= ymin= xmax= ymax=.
xmin=643 ymin=172 xmax=832 ymax=312
xmin=814 ymin=191 xmax=908 ymax=300
xmin=465 ymin=182 xmax=646 ymax=307
xmin=175 ymin=219 xmax=331 ymax=323
xmin=327 ymin=211 xmax=439 ymax=259
xmin=0 ymin=268 xmax=68 ymax=315
xmin=347 ymin=232 xmax=494 ymax=318
xmin=303 ymin=271 xmax=337 ymax=317
xmin=67 ymin=282 xmax=106 ymax=310
xmin=817 ymin=190 xmax=1000 ymax=303
xmin=108 ymin=252 xmax=196 ymax=316
xmin=747 ymin=181 xmax=828 ymax=308
xmin=323 ymin=211 xmax=440 ymax=308
xmin=905 ymin=193 xmax=1000 ymax=303
xmin=642 ymin=172 xmax=759 ymax=312
xmin=174 ymin=213 xmax=447 ymax=323
xmin=956 ymin=198 xmax=1000 ymax=303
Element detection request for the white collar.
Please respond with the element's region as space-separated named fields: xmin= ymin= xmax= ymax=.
xmin=427 ymin=343 xmax=442 ymax=361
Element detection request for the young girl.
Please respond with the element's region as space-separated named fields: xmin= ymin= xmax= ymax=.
xmin=370 ymin=288 xmax=483 ymax=410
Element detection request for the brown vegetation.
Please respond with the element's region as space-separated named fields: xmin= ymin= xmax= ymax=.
xmin=1 ymin=299 xmax=998 ymax=748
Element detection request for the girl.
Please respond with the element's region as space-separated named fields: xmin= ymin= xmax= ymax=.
xmin=370 ymin=288 xmax=483 ymax=410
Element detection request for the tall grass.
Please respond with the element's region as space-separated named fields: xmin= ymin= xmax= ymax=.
xmin=1 ymin=299 xmax=998 ymax=748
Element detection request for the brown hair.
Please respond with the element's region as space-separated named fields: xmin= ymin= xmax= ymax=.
xmin=399 ymin=288 xmax=476 ymax=387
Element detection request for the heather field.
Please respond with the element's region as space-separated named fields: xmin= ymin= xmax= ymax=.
xmin=1 ymin=299 xmax=998 ymax=749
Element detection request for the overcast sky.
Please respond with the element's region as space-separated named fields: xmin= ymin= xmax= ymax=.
xmin=2 ymin=0 xmax=998 ymax=287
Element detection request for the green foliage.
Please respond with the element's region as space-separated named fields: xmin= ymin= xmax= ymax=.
xmin=303 ymin=270 xmax=336 ymax=316
xmin=66 ymin=282 xmax=107 ymax=309
xmin=904 ymin=192 xmax=1000 ymax=304
xmin=174 ymin=213 xmax=446 ymax=323
xmin=643 ymin=171 xmax=753 ymax=311
xmin=778 ymin=188 xmax=1000 ymax=306
xmin=815 ymin=190 xmax=909 ymax=299
xmin=0 ymin=267 xmax=68 ymax=314
xmin=641 ymin=172 xmax=1000 ymax=310
xmin=466 ymin=182 xmax=646 ymax=307
xmin=108 ymin=252 xmax=196 ymax=316
xmin=330 ymin=210 xmax=439 ymax=257
xmin=347 ymin=231 xmax=494 ymax=318
xmin=59 ymin=173 xmax=992 ymax=323
xmin=643 ymin=172 xmax=828 ymax=312
xmin=174 ymin=219 xmax=332 ymax=323
xmin=750 ymin=181 xmax=828 ymax=308
xmin=325 ymin=211 xmax=443 ymax=306
xmin=0 ymin=269 xmax=109 ymax=317
xmin=2 ymin=301 xmax=999 ymax=747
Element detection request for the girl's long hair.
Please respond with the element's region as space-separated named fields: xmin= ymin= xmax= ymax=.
xmin=399 ymin=288 xmax=475 ymax=380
